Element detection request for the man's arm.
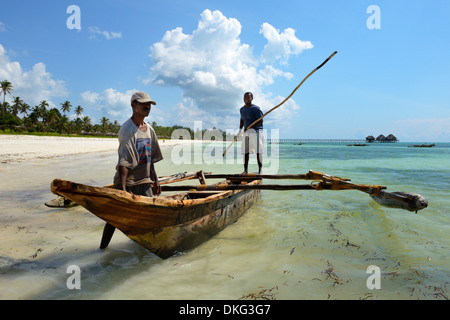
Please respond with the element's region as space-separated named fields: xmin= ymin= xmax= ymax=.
xmin=253 ymin=119 xmax=263 ymax=127
xmin=118 ymin=166 xmax=129 ymax=192
xmin=254 ymin=108 xmax=264 ymax=127
xmin=150 ymin=163 xmax=161 ymax=196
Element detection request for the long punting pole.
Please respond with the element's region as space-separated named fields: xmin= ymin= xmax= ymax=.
xmin=222 ymin=51 xmax=338 ymax=157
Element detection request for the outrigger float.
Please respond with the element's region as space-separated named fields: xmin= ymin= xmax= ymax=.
xmin=49 ymin=170 xmax=428 ymax=259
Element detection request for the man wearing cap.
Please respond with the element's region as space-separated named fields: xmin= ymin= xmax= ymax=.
xmin=100 ymin=91 xmax=163 ymax=249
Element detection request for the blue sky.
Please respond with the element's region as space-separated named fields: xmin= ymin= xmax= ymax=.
xmin=1 ymin=0 xmax=449 ymax=141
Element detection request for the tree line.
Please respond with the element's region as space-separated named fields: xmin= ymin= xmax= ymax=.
xmin=0 ymin=80 xmax=120 ymax=135
xmin=1 ymin=80 xmax=233 ymax=140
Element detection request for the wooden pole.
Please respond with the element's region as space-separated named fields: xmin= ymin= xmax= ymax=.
xmin=223 ymin=51 xmax=338 ymax=157
xmin=161 ymin=183 xmax=331 ymax=192
xmin=204 ymin=171 xmax=350 ymax=181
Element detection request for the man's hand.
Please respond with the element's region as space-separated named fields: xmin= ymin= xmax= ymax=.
xmin=150 ymin=163 xmax=161 ymax=196
xmin=152 ymin=181 xmax=161 ymax=196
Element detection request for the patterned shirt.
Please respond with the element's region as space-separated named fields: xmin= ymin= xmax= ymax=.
xmin=113 ymin=118 xmax=163 ymax=187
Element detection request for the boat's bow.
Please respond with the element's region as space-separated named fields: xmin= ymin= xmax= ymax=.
xmin=50 ymin=177 xmax=261 ymax=258
xmin=51 ymin=179 xmax=182 ymax=234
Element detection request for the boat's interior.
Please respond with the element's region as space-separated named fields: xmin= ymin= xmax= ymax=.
xmin=165 ymin=191 xmax=224 ymax=201
xmin=184 ymin=191 xmax=224 ymax=199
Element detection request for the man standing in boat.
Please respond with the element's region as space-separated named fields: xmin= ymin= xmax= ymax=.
xmin=100 ymin=91 xmax=163 ymax=249
xmin=240 ymin=92 xmax=264 ymax=174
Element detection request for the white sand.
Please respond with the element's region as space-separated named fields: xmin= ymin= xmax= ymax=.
xmin=0 ymin=135 xmax=197 ymax=163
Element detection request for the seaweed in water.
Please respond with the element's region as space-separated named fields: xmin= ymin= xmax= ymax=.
xmin=239 ymin=286 xmax=279 ymax=300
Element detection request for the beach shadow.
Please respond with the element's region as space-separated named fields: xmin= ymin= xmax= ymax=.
xmin=1 ymin=241 xmax=163 ymax=299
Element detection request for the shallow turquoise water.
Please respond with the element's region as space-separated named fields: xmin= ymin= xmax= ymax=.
xmin=0 ymin=142 xmax=448 ymax=299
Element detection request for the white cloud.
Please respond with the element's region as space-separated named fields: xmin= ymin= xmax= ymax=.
xmin=260 ymin=23 xmax=313 ymax=64
xmin=80 ymin=90 xmax=100 ymax=104
xmin=80 ymin=10 xmax=312 ymax=130
xmin=80 ymin=88 xmax=136 ymax=123
xmin=148 ymin=9 xmax=312 ymax=129
xmin=88 ymin=26 xmax=122 ymax=40
xmin=0 ymin=44 xmax=68 ymax=107
xmin=0 ymin=22 xmax=6 ymax=32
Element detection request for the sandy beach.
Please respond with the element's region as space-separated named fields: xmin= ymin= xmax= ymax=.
xmin=0 ymin=135 xmax=196 ymax=164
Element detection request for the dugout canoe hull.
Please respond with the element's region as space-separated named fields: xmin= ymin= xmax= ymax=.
xmin=51 ymin=178 xmax=260 ymax=258
xmin=45 ymin=172 xmax=203 ymax=208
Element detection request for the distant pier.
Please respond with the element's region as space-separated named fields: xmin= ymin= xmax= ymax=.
xmin=267 ymin=139 xmax=398 ymax=144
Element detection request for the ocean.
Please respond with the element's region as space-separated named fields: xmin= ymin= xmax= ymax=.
xmin=0 ymin=141 xmax=449 ymax=300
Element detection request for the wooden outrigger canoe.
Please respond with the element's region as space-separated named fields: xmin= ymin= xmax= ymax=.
xmin=49 ymin=169 xmax=429 ymax=258
xmin=50 ymin=175 xmax=261 ymax=259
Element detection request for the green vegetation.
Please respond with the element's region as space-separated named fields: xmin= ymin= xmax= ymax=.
xmin=0 ymin=79 xmax=233 ymax=140
xmin=1 ymin=79 xmax=120 ymax=136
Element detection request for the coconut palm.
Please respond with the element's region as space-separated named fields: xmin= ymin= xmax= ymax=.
xmin=74 ymin=105 xmax=83 ymax=119
xmin=29 ymin=106 xmax=41 ymax=125
xmin=19 ymin=102 xmax=30 ymax=118
xmin=60 ymin=100 xmax=72 ymax=115
xmin=46 ymin=108 xmax=61 ymax=131
xmin=82 ymin=115 xmax=92 ymax=132
xmin=11 ymin=97 xmax=23 ymax=117
xmin=1 ymin=102 xmax=10 ymax=114
xmin=58 ymin=115 xmax=69 ymax=134
xmin=111 ymin=120 xmax=120 ymax=133
xmin=100 ymin=117 xmax=110 ymax=133
xmin=38 ymin=100 xmax=49 ymax=124
xmin=1 ymin=80 xmax=13 ymax=127
xmin=39 ymin=100 xmax=49 ymax=110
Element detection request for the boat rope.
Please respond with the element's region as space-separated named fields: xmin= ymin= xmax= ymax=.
xmin=223 ymin=51 xmax=338 ymax=157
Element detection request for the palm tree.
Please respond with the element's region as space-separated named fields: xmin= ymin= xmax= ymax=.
xmin=58 ymin=115 xmax=69 ymax=134
xmin=82 ymin=115 xmax=92 ymax=132
xmin=11 ymin=97 xmax=23 ymax=117
xmin=111 ymin=120 xmax=120 ymax=133
xmin=29 ymin=106 xmax=41 ymax=125
xmin=1 ymin=101 xmax=11 ymax=113
xmin=1 ymin=80 xmax=13 ymax=127
xmin=19 ymin=102 xmax=30 ymax=118
xmin=46 ymin=108 xmax=60 ymax=132
xmin=39 ymin=100 xmax=49 ymax=110
xmin=74 ymin=105 xmax=83 ymax=119
xmin=60 ymin=100 xmax=72 ymax=115
xmin=100 ymin=117 xmax=110 ymax=134
xmin=38 ymin=100 xmax=49 ymax=124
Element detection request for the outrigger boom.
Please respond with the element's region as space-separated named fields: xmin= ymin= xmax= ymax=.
xmin=163 ymin=170 xmax=428 ymax=213
xmin=165 ymin=170 xmax=384 ymax=194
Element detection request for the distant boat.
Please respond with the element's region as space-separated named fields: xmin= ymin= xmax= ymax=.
xmin=408 ymin=144 xmax=435 ymax=148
